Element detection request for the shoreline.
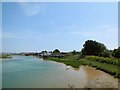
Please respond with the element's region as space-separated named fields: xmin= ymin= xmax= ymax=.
xmin=47 ymin=58 xmax=118 ymax=78
xmin=2 ymin=55 xmax=118 ymax=88
xmin=52 ymin=61 xmax=119 ymax=88
xmin=45 ymin=59 xmax=118 ymax=88
xmin=44 ymin=56 xmax=120 ymax=79
xmin=0 ymin=54 xmax=12 ymax=59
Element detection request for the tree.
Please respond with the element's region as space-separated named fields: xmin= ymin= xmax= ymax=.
xmin=72 ymin=50 xmax=77 ymax=55
xmin=113 ymin=47 xmax=120 ymax=58
xmin=71 ymin=50 xmax=80 ymax=55
xmin=82 ymin=40 xmax=106 ymax=56
xmin=41 ymin=51 xmax=47 ymax=54
xmin=99 ymin=50 xmax=111 ymax=57
xmin=53 ymin=49 xmax=60 ymax=53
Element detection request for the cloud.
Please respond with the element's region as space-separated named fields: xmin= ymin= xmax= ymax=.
xmin=19 ymin=2 xmax=46 ymax=16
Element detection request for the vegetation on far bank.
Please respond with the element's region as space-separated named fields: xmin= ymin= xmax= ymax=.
xmin=0 ymin=54 xmax=12 ymax=59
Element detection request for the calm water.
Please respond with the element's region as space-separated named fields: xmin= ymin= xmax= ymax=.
xmin=2 ymin=56 xmax=118 ymax=88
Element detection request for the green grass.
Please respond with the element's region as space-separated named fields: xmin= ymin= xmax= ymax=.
xmin=47 ymin=55 xmax=120 ymax=78
xmin=48 ymin=56 xmax=81 ymax=68
xmin=80 ymin=59 xmax=119 ymax=77
xmin=85 ymin=56 xmax=118 ymax=65
xmin=64 ymin=60 xmax=82 ymax=68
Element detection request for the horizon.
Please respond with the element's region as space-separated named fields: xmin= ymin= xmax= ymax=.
xmin=2 ymin=2 xmax=118 ymax=53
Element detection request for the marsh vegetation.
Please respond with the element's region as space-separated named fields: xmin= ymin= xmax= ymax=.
xmin=0 ymin=54 xmax=12 ymax=59
xmin=46 ymin=40 xmax=120 ymax=78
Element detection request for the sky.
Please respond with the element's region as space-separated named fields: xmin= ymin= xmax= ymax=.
xmin=2 ymin=2 xmax=118 ymax=53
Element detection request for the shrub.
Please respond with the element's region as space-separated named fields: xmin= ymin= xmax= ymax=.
xmin=85 ymin=56 xmax=118 ymax=65
xmin=99 ymin=50 xmax=111 ymax=58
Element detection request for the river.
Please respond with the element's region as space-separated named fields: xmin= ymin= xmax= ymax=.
xmin=2 ymin=55 xmax=118 ymax=88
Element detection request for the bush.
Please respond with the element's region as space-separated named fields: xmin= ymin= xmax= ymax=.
xmin=99 ymin=50 xmax=111 ymax=58
xmin=113 ymin=47 xmax=120 ymax=58
xmin=85 ymin=56 xmax=118 ymax=65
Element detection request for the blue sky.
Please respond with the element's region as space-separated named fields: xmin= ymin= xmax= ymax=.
xmin=2 ymin=2 xmax=118 ymax=53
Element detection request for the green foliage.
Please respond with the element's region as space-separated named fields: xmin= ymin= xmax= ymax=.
xmin=0 ymin=54 xmax=12 ymax=58
xmin=41 ymin=51 xmax=47 ymax=54
xmin=71 ymin=50 xmax=77 ymax=55
xmin=48 ymin=55 xmax=120 ymax=77
xmin=84 ymin=60 xmax=119 ymax=77
xmin=71 ymin=50 xmax=80 ymax=55
xmin=82 ymin=40 xmax=106 ymax=56
xmin=53 ymin=49 xmax=60 ymax=53
xmin=64 ymin=60 xmax=82 ymax=68
xmin=84 ymin=56 xmax=120 ymax=77
xmin=113 ymin=47 xmax=120 ymax=58
xmin=48 ymin=55 xmax=81 ymax=68
xmin=99 ymin=50 xmax=111 ymax=58
xmin=48 ymin=57 xmax=63 ymax=62
xmin=85 ymin=56 xmax=118 ymax=65
xmin=47 ymin=55 xmax=120 ymax=78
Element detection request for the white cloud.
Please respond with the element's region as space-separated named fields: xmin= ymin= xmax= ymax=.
xmin=19 ymin=2 xmax=46 ymax=16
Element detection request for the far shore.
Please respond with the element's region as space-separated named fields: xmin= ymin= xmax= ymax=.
xmin=0 ymin=54 xmax=12 ymax=59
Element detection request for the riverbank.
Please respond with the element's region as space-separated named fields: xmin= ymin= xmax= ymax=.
xmin=82 ymin=66 xmax=118 ymax=88
xmin=46 ymin=55 xmax=120 ymax=78
xmin=2 ymin=55 xmax=118 ymax=88
xmin=0 ymin=54 xmax=12 ymax=59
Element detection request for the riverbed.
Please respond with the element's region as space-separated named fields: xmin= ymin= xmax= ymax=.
xmin=2 ymin=55 xmax=118 ymax=88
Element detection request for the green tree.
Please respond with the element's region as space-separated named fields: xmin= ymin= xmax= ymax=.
xmin=99 ymin=50 xmax=111 ymax=57
xmin=72 ymin=50 xmax=77 ymax=55
xmin=41 ymin=51 xmax=47 ymax=54
xmin=53 ymin=49 xmax=60 ymax=53
xmin=82 ymin=40 xmax=106 ymax=56
xmin=113 ymin=47 xmax=120 ymax=58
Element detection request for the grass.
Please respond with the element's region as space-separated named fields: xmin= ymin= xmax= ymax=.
xmin=47 ymin=55 xmax=120 ymax=78
xmin=81 ymin=59 xmax=119 ymax=77
xmin=48 ymin=55 xmax=82 ymax=68
xmin=85 ymin=56 xmax=118 ymax=65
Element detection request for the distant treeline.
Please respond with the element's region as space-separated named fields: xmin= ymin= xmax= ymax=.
xmin=20 ymin=40 xmax=120 ymax=59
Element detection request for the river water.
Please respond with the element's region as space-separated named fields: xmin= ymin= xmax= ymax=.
xmin=2 ymin=56 xmax=118 ymax=88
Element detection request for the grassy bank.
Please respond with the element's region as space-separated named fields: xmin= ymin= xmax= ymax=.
xmin=48 ymin=55 xmax=82 ymax=68
xmin=47 ymin=55 xmax=120 ymax=78
xmin=0 ymin=54 xmax=12 ymax=59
